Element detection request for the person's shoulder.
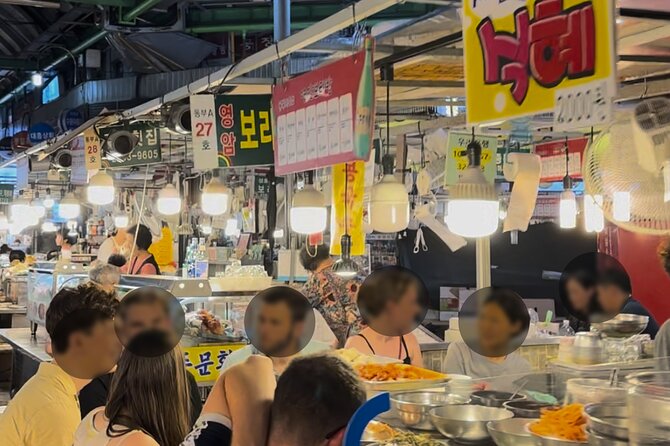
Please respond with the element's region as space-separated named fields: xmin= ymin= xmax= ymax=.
xmin=222 ymin=345 xmax=254 ymax=368
xmin=115 ymin=431 xmax=160 ymax=446
xmin=303 ymin=340 xmax=332 ymax=354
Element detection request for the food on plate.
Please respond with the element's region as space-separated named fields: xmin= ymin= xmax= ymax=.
xmin=529 ymin=403 xmax=587 ymax=442
xmin=185 ymin=309 xmax=243 ymax=339
xmin=377 ymin=431 xmax=445 ymax=446
xmin=356 ymin=363 xmax=446 ymax=382
xmin=364 ymin=421 xmax=396 ymax=441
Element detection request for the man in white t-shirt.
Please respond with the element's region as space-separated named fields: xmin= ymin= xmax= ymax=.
xmin=97 ymin=228 xmax=129 ymax=264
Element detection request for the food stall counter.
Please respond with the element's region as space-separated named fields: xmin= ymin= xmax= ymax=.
xmin=0 ymin=327 xmax=51 ymax=395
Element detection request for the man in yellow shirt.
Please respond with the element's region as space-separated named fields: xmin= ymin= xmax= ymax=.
xmin=0 ymin=284 xmax=120 ymax=446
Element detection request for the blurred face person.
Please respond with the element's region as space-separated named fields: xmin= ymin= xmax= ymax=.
xmin=566 ymin=277 xmax=594 ymax=313
xmin=384 ymin=281 xmax=422 ymax=335
xmin=478 ymin=301 xmax=521 ymax=355
xmin=121 ymin=299 xmax=172 ymax=341
xmin=257 ymin=299 xmax=304 ymax=356
xmin=597 ymin=283 xmax=629 ymax=315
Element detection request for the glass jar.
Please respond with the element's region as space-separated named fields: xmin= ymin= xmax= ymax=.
xmin=628 ymin=383 xmax=670 ymax=445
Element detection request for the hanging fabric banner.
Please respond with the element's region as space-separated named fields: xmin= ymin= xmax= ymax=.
xmin=462 ymin=0 xmax=617 ymax=130
xmin=330 ymin=162 xmax=365 ymax=256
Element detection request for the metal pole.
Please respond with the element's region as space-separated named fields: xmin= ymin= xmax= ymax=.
xmin=273 ymin=0 xmax=291 ymax=43
xmin=475 ymin=237 xmax=491 ymax=289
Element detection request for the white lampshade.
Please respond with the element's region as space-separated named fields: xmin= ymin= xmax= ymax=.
xmin=446 ymin=199 xmax=499 ymax=237
xmin=157 ymin=183 xmax=182 ymax=215
xmin=31 ymin=72 xmax=43 ymax=87
xmin=290 ymin=184 xmax=327 ymax=234
xmin=201 ymin=176 xmax=229 ymax=216
xmin=114 ymin=214 xmax=129 ymax=229
xmin=41 ymin=221 xmax=57 ymax=232
xmin=613 ymin=191 xmax=631 ymax=222
xmin=369 ymin=176 xmax=410 ymax=233
xmin=87 ymin=171 xmax=115 ymax=205
xmin=58 ymin=192 xmax=81 ymax=219
xmin=559 ymin=190 xmax=577 ymax=229
xmin=584 ymin=194 xmax=604 ymax=233
xmin=10 ymin=195 xmax=30 ymax=219
xmin=9 ymin=221 xmax=25 ymax=235
xmin=31 ymin=200 xmax=45 ymax=219
xmin=43 ymin=193 xmax=55 ymax=209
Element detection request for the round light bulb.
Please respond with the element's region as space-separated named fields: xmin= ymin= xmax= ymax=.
xmin=41 ymin=221 xmax=57 ymax=232
xmin=369 ymin=174 xmax=410 ymax=233
xmin=559 ymin=190 xmax=577 ymax=229
xmin=43 ymin=196 xmax=55 ymax=209
xmin=10 ymin=196 xmax=30 ymax=219
xmin=58 ymin=192 xmax=81 ymax=219
xmin=31 ymin=72 xmax=43 ymax=87
xmin=201 ymin=177 xmax=229 ymax=216
xmin=446 ymin=199 xmax=499 ymax=237
xmin=290 ymin=185 xmax=327 ymax=234
xmin=87 ymin=171 xmax=115 ymax=205
xmin=31 ymin=200 xmax=45 ymax=219
xmin=156 ymin=183 xmax=182 ymax=215
xmin=0 ymin=213 xmax=8 ymax=230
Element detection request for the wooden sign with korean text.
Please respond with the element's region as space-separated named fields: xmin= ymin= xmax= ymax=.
xmin=190 ymin=94 xmax=219 ymax=171
xmin=462 ymin=0 xmax=617 ymax=130
xmin=83 ymin=127 xmax=102 ymax=171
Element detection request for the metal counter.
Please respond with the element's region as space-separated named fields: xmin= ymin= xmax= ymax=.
xmin=0 ymin=327 xmax=51 ymax=396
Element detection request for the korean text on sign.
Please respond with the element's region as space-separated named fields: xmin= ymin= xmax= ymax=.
xmin=183 ymin=344 xmax=245 ymax=383
xmin=462 ymin=0 xmax=616 ymax=129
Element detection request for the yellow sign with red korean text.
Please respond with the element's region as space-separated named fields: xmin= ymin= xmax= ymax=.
xmin=462 ymin=0 xmax=616 ymax=130
xmin=183 ymin=344 xmax=245 ymax=383
xmin=330 ymin=162 xmax=365 ymax=256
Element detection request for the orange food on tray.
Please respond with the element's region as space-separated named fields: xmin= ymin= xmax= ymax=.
xmin=529 ymin=403 xmax=588 ymax=442
xmin=355 ymin=363 xmax=446 ymax=381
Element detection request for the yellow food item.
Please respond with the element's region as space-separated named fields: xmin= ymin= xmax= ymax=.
xmin=356 ymin=363 xmax=445 ymax=381
xmin=364 ymin=421 xmax=395 ymax=441
xmin=529 ymin=403 xmax=587 ymax=442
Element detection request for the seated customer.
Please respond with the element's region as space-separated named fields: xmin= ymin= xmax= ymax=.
xmin=74 ymin=347 xmax=191 ymax=446
xmin=9 ymin=249 xmax=25 ymax=264
xmin=0 ymin=285 xmax=119 ymax=446
xmin=223 ymin=287 xmax=330 ymax=374
xmin=597 ymin=268 xmax=659 ymax=338
xmin=181 ymin=354 xmax=366 ymax=446
xmin=345 ymin=268 xmax=424 ymax=366
xmin=88 ymin=261 xmax=121 ymax=294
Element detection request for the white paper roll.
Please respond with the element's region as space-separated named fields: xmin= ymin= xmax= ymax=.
xmin=503 ymin=153 xmax=541 ymax=233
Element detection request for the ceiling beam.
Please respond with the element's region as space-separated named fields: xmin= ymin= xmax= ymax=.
xmin=70 ymin=0 xmax=135 ymax=6
xmin=0 ymin=58 xmax=38 ymax=69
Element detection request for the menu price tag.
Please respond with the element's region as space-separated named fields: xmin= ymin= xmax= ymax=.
xmin=534 ymin=136 xmax=588 ymax=182
xmin=445 ymin=132 xmax=498 ymax=185
xmin=183 ymin=344 xmax=245 ymax=383
xmin=272 ymin=38 xmax=375 ymax=175
xmin=83 ymin=127 xmax=102 ymax=171
xmin=462 ymin=0 xmax=617 ymax=129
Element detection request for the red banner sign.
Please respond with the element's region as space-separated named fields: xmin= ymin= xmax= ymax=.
xmin=535 ymin=136 xmax=588 ymax=182
xmin=272 ymin=38 xmax=375 ymax=175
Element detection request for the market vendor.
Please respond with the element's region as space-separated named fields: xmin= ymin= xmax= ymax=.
xmin=124 ymin=224 xmax=160 ymax=275
xmin=300 ymin=244 xmax=363 ymax=346
xmin=96 ymin=226 xmax=129 ymax=264
xmin=596 ymin=268 xmax=659 ymax=338
xmin=345 ymin=267 xmax=423 ymax=367
xmin=48 ymin=228 xmax=76 ymax=261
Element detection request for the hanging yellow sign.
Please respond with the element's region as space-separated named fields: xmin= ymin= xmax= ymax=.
xmin=330 ymin=162 xmax=365 ymax=256
xmin=149 ymin=226 xmax=175 ymax=271
xmin=183 ymin=344 xmax=245 ymax=383
xmin=462 ymin=0 xmax=616 ymax=130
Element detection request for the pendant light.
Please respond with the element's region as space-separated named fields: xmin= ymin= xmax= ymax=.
xmin=201 ymin=172 xmax=229 ymax=216
xmin=369 ymin=79 xmax=410 ymax=233
xmin=446 ymin=132 xmax=499 ymax=237
xmin=43 ymin=188 xmax=55 ymax=209
xmin=333 ymin=164 xmax=358 ymax=278
xmin=10 ymin=191 xmax=30 ymax=220
xmin=559 ymin=139 xmax=577 ymax=229
xmin=87 ymin=170 xmax=115 ymax=205
xmin=59 ymin=190 xmax=81 ymax=219
xmin=613 ymin=191 xmax=631 ymax=222
xmin=290 ymin=171 xmax=327 ymax=234
xmin=584 ymin=194 xmax=604 ymax=232
xmin=157 ymin=171 xmax=182 ymax=216
xmin=31 ymin=190 xmax=45 ymax=219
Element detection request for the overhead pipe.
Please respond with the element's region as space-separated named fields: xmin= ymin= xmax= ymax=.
xmin=0 ymin=0 xmax=163 ymax=105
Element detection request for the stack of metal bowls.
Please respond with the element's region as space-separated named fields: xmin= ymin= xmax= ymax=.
xmin=390 ymin=391 xmax=469 ymax=430
xmin=429 ymin=405 xmax=514 ymax=443
xmin=625 ymin=371 xmax=670 ymax=444
xmin=591 ymin=313 xmax=649 ymax=338
xmin=502 ymin=400 xmax=559 ymax=418
xmin=487 ymin=417 xmax=537 ymax=446
xmin=583 ymin=402 xmax=627 ymax=446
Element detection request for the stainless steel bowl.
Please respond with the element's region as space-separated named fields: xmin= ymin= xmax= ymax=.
xmin=429 ymin=404 xmax=514 ymax=443
xmin=503 ymin=400 xmax=559 ymax=418
xmin=487 ymin=417 xmax=537 ymax=446
xmin=390 ymin=391 xmax=469 ymax=430
xmin=587 ymin=429 xmax=627 ymax=446
xmin=471 ymin=390 xmax=527 ymax=408
xmin=591 ymin=314 xmax=649 ymax=338
xmin=584 ymin=403 xmax=628 ymax=440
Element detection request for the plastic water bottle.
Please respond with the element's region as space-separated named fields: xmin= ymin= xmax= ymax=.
xmin=186 ymin=238 xmax=198 ymax=278
xmin=195 ymin=238 xmax=209 ymax=278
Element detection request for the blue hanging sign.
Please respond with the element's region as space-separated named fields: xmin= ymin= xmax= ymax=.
xmin=59 ymin=109 xmax=84 ymax=132
xmin=28 ymin=122 xmax=56 ymax=145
